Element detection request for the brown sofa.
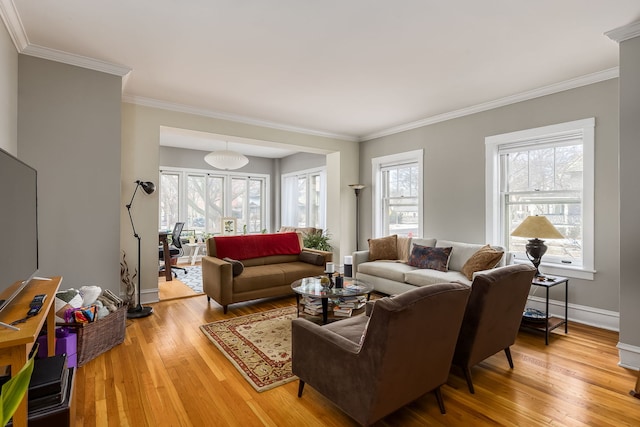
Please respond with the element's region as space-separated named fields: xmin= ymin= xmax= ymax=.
xmin=202 ymin=232 xmax=332 ymax=313
xmin=292 ymin=282 xmax=471 ymax=426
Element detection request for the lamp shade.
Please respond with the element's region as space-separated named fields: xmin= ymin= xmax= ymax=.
xmin=204 ymin=150 xmax=249 ymax=170
xmin=511 ymin=215 xmax=564 ymax=239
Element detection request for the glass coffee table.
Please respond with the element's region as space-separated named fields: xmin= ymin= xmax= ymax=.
xmin=291 ymin=276 xmax=373 ymax=324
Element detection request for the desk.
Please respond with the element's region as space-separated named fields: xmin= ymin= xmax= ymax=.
xmin=0 ymin=276 xmax=61 ymax=427
xmin=159 ymin=232 xmax=172 ymax=281
xmin=521 ymin=276 xmax=569 ymax=345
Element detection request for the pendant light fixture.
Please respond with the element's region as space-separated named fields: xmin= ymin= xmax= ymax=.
xmin=204 ymin=142 xmax=249 ymax=170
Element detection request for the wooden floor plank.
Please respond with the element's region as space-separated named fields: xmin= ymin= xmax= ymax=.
xmin=73 ymin=293 xmax=640 ymax=426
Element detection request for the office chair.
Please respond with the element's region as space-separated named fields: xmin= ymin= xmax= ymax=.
xmin=159 ymin=222 xmax=188 ymax=277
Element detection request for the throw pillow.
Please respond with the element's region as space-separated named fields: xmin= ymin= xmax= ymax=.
xmin=299 ymin=251 xmax=325 ymax=266
xmin=368 ymin=235 xmax=398 ymax=261
xmin=397 ymin=236 xmax=412 ymax=263
xmin=407 ymin=245 xmax=452 ymax=271
xmin=461 ymin=245 xmax=504 ymax=280
xmin=222 ymin=257 xmax=244 ymax=276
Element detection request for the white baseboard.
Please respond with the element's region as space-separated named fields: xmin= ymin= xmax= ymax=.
xmin=140 ymin=287 xmax=159 ymax=304
xmin=526 ymin=296 xmax=640 ymax=370
xmin=617 ymin=342 xmax=640 ymax=370
xmin=526 ymin=295 xmax=620 ymax=331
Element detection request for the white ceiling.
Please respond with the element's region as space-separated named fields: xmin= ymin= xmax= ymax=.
xmin=4 ymin=1 xmax=640 ymax=153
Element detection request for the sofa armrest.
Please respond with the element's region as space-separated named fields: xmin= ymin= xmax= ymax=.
xmin=301 ymin=248 xmax=333 ymax=263
xmin=202 ymin=256 xmax=234 ymax=307
xmin=352 ymin=250 xmax=369 ymax=275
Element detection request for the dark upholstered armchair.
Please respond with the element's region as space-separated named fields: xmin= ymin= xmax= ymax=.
xmin=452 ymin=264 xmax=536 ymax=393
xmin=292 ymin=282 xmax=471 ymax=426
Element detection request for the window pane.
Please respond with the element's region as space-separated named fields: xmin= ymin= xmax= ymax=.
xmin=159 ymin=173 xmax=180 ymax=231
xmin=297 ymin=176 xmax=307 ymax=227
xmin=207 ymin=175 xmax=224 ymax=234
xmin=503 ymin=144 xmax=583 ymax=266
xmin=248 ymin=179 xmax=263 ymax=232
xmin=382 ymin=164 xmax=419 ymax=237
xmin=231 ymin=178 xmax=247 ymax=232
xmin=309 ymin=174 xmax=321 ymax=228
xmin=187 ymin=175 xmax=206 ymax=233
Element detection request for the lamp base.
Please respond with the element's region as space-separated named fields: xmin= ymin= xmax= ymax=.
xmin=127 ymin=305 xmax=153 ymax=319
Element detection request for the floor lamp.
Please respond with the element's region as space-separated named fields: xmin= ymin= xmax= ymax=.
xmin=349 ymin=184 xmax=365 ymax=251
xmin=126 ymin=180 xmax=156 ymax=319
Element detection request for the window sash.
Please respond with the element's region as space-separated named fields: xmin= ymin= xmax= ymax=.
xmin=485 ymin=118 xmax=595 ymax=279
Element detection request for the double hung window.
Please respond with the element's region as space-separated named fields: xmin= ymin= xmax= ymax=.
xmin=372 ymin=150 xmax=423 ymax=238
xmin=485 ymin=118 xmax=594 ymax=278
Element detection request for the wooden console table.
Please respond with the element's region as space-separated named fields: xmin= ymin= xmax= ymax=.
xmin=0 ymin=276 xmax=61 ymax=427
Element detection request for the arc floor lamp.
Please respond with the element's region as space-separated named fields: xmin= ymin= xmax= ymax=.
xmin=126 ymin=180 xmax=156 ymax=319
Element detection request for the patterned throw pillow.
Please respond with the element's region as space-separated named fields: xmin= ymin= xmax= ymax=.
xmin=408 ymin=245 xmax=452 ymax=271
xmin=368 ymin=235 xmax=398 ymax=261
xmin=461 ymin=245 xmax=504 ymax=280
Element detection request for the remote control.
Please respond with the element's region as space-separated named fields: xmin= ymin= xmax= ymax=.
xmin=30 ymin=294 xmax=46 ymax=307
xmin=27 ymin=304 xmax=42 ymax=317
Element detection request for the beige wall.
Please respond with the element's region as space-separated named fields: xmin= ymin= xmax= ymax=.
xmin=0 ymin=23 xmax=17 ymax=155
xmin=360 ymin=79 xmax=620 ymax=318
xmin=121 ymin=103 xmax=359 ymax=302
xmin=619 ymin=33 xmax=640 ymax=367
xmin=18 ymin=55 xmax=122 ymax=292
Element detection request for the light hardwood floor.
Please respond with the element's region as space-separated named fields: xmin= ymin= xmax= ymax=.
xmin=74 ymin=294 xmax=640 ymax=426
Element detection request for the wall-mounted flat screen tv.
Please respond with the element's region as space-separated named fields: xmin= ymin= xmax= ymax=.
xmin=0 ymin=147 xmax=39 ymax=314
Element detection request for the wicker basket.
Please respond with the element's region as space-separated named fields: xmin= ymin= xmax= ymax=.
xmin=58 ymin=305 xmax=127 ymax=366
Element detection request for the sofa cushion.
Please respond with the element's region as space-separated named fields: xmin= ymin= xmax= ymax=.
xmin=407 ymin=245 xmax=452 ymax=271
xmin=436 ymin=240 xmax=486 ymax=272
xmin=357 ymin=261 xmax=417 ymax=283
xmin=222 ymin=257 xmax=244 ymax=276
xmin=404 ymin=269 xmax=472 ymax=287
xmin=233 ymin=264 xmax=286 ymax=293
xmin=368 ymin=235 xmax=398 ymax=261
xmin=460 ymin=245 xmax=505 ymax=280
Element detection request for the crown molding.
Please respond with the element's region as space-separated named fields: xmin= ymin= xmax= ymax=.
xmin=122 ymin=95 xmax=358 ymax=142
xmin=606 ymin=21 xmax=640 ymax=43
xmin=0 ymin=0 xmax=28 ymax=50
xmin=1 ymin=0 xmax=130 ymax=76
xmin=361 ymin=68 xmax=619 ymax=141
xmin=21 ymin=44 xmax=131 ymax=76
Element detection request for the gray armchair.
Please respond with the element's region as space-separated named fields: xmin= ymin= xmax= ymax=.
xmin=452 ymin=264 xmax=536 ymax=393
xmin=292 ymin=282 xmax=471 ymax=426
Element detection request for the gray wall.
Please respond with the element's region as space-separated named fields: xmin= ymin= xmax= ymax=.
xmin=0 ymin=24 xmax=17 ymax=155
xmin=18 ymin=56 xmax=122 ymax=292
xmin=360 ymin=80 xmax=620 ymax=317
xmin=619 ymin=36 xmax=640 ymax=359
xmin=280 ymin=152 xmax=326 ymax=174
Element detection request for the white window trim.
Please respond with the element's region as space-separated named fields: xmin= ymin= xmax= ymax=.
xmin=485 ymin=118 xmax=595 ymax=280
xmin=280 ymin=166 xmax=327 ymax=229
xmin=371 ymin=149 xmax=424 ymax=238
xmin=159 ymin=166 xmax=271 ymax=233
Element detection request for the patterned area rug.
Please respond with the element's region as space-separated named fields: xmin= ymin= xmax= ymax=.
xmin=199 ymin=306 xmax=298 ymax=392
xmin=180 ymin=265 xmax=203 ymax=293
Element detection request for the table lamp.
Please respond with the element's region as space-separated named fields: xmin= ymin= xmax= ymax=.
xmin=510 ymin=215 xmax=564 ymax=276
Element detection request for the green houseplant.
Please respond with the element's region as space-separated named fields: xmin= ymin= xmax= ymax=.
xmin=303 ymin=230 xmax=332 ymax=251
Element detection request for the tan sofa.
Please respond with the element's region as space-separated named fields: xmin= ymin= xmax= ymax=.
xmin=202 ymin=232 xmax=332 ymax=313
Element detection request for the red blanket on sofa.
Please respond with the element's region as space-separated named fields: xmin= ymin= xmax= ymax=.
xmin=214 ymin=232 xmax=301 ymax=260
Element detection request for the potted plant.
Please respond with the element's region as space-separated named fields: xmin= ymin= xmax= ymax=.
xmin=303 ymin=230 xmax=332 ymax=251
